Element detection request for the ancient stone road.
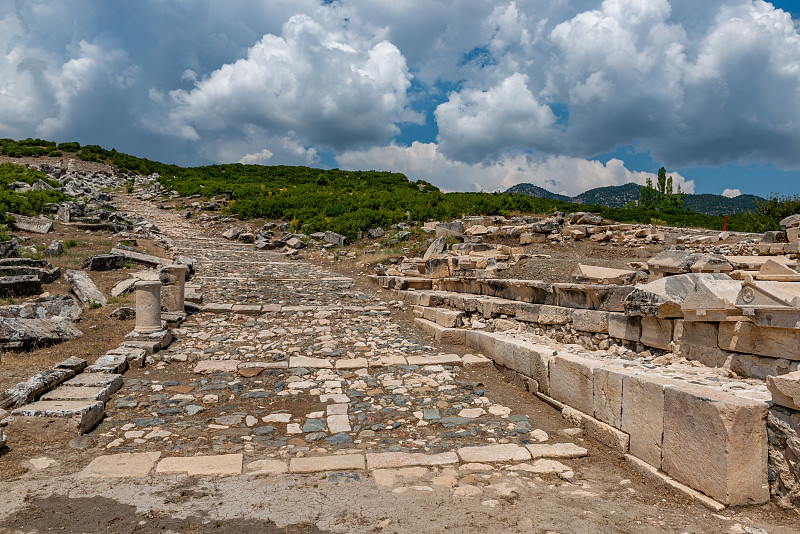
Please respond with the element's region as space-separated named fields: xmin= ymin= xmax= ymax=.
xmin=0 ymin=198 xmax=795 ymax=534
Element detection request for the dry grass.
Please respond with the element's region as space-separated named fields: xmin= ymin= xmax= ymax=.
xmin=0 ymin=223 xmax=164 ymax=391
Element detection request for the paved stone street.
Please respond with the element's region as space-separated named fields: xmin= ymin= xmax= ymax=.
xmin=0 ymin=198 xmax=796 ymax=534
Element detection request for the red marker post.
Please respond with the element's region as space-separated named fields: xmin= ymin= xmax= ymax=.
xmin=723 ymin=215 xmax=728 ymax=232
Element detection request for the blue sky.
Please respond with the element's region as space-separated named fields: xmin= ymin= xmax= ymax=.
xmin=2 ymin=1 xmax=800 ymax=198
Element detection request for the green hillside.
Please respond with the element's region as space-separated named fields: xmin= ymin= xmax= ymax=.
xmin=0 ymin=137 xmax=787 ymax=236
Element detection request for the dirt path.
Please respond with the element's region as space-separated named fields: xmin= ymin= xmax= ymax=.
xmin=0 ymin=195 xmax=797 ymax=534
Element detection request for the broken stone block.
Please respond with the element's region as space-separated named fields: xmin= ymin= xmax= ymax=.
xmin=43 ymin=241 xmax=64 ymax=257
xmin=222 ymin=228 xmax=243 ymax=240
xmin=0 ymin=239 xmax=19 ymax=258
xmin=567 ymin=212 xmax=603 ymax=225
xmin=435 ymin=221 xmax=463 ymax=238
xmin=0 ymin=316 xmax=82 ymax=350
xmin=572 ymin=264 xmax=636 ymax=285
xmin=661 ymin=382 xmax=769 ymax=506
xmin=762 ymin=230 xmax=788 ymax=244
xmin=11 ymin=400 xmax=105 ymax=434
xmin=624 ymin=273 xmax=732 ymax=318
xmin=0 ymin=275 xmax=41 ymax=298
xmin=81 ymin=254 xmax=127 ymax=271
xmin=520 ymin=233 xmax=546 ymax=245
xmin=65 ymin=269 xmax=106 ymax=307
xmin=324 ymin=230 xmax=348 ymax=247
xmin=767 ymin=371 xmax=800 ymax=410
xmin=423 ymin=236 xmax=448 ymax=259
xmin=9 ymin=213 xmax=53 ymax=234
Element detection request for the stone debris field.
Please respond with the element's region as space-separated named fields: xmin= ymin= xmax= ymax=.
xmin=0 ymin=180 xmax=799 ymax=533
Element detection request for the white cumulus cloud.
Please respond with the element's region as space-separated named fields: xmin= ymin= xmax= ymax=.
xmin=336 ymin=141 xmax=694 ymax=195
xmin=722 ymin=188 xmax=742 ymax=198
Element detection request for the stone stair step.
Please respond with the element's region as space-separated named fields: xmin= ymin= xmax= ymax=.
xmin=40 ymin=385 xmax=114 ymax=403
xmin=11 ymin=400 xmax=104 ymax=433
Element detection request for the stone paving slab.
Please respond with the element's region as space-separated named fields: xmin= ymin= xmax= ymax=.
xmin=155 ymin=454 xmax=243 ymax=476
xmin=41 ymin=386 xmax=113 ymax=403
xmin=78 ymin=452 xmax=162 ymax=478
xmin=11 ymin=400 xmax=105 ymax=434
xmin=366 ymin=452 xmax=459 ymax=469
xmin=245 ymin=459 xmax=289 ymax=476
xmin=289 ymin=454 xmax=366 ymax=473
xmin=456 ymin=444 xmax=531 ymax=463
xmin=526 ymin=443 xmax=589 ymax=459
xmin=63 ymin=373 xmax=123 ymax=393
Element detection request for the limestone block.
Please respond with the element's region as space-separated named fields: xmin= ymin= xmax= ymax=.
xmin=290 ymin=454 xmax=365 ymax=473
xmin=465 ymin=330 xmax=498 ymax=356
xmin=593 ymin=366 xmax=629 ymax=429
xmin=79 ymin=452 xmax=161 ymax=478
xmin=624 ymin=273 xmax=732 ymax=318
xmin=572 ymin=264 xmax=636 ymax=285
xmin=65 ymin=269 xmax=106 ymax=307
xmin=156 ymin=454 xmax=243 ymax=476
xmin=515 ymin=303 xmax=541 ymax=323
xmin=572 ymin=309 xmax=609 ymax=334
xmin=767 ymin=371 xmax=800 ymax=410
xmin=661 ymin=383 xmax=769 ymax=505
xmin=537 ymin=305 xmax=572 ymax=325
xmin=640 ymin=317 xmax=674 ymax=350
xmin=608 ymin=312 xmax=641 ymax=342
xmin=621 ymin=373 xmax=675 ymax=469
xmin=548 ymin=353 xmax=602 ymax=415
xmin=719 ymin=321 xmax=800 ymax=361
xmin=674 ymin=320 xmax=718 ymax=351
xmin=11 ymin=400 xmax=104 ymax=434
xmin=562 ymin=406 xmax=629 ymax=453
xmin=435 ymin=308 xmax=463 ymax=328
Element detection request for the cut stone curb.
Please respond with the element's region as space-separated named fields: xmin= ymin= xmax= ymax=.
xmin=246 ymin=459 xmax=289 ymax=476
xmin=11 ymin=400 xmax=104 ymax=434
xmin=624 ymin=454 xmax=726 ymax=511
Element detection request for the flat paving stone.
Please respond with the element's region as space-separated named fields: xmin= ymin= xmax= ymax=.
xmin=289 ymin=356 xmax=333 ymax=369
xmin=63 ymin=373 xmax=123 ymax=393
xmin=245 ymin=459 xmax=289 ymax=475
xmin=41 ymin=386 xmax=113 ymax=403
xmin=79 ymin=452 xmax=162 ymax=478
xmin=456 ymin=444 xmax=531 ymax=463
xmin=193 ymin=360 xmax=241 ymax=374
xmin=366 ymin=452 xmax=459 ymax=469
xmin=11 ymin=400 xmax=105 ymax=434
xmin=155 ymin=454 xmax=243 ymax=476
xmin=289 ymin=454 xmax=365 ymax=473
xmin=526 ymin=443 xmax=588 ymax=459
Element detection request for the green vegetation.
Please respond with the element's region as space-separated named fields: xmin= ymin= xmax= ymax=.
xmin=2 ymin=137 xmax=799 ymax=238
xmin=0 ymin=163 xmax=67 ymax=221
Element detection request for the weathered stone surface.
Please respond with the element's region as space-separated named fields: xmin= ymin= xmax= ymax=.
xmin=661 ymin=383 xmax=769 ymax=506
xmin=607 ymin=312 xmax=641 ymax=341
xmin=767 ymin=371 xmax=800 ymax=410
xmin=156 ymin=454 xmax=243 ymax=476
xmin=9 ymin=213 xmax=53 ymax=234
xmin=324 ymin=230 xmax=348 ymax=247
xmin=548 ymin=353 xmax=601 ymax=415
xmin=111 ymin=244 xmax=170 ymax=267
xmin=79 ymin=452 xmax=162 ymax=478
xmin=81 ymin=254 xmax=127 ymax=271
xmin=767 ymin=406 xmax=800 ymax=509
xmin=40 ymin=386 xmax=113 ymax=403
xmin=573 ymin=264 xmax=636 ymax=285
xmin=0 ymin=239 xmax=19 ymax=258
xmin=289 ymin=356 xmax=333 ymax=369
xmin=0 ymin=367 xmax=76 ymax=410
xmin=63 ymin=373 xmax=123 ymax=393
xmin=640 ymin=317 xmax=674 ymax=350
xmin=435 ymin=221 xmax=463 ymax=238
xmin=0 ymin=275 xmax=41 ymax=298
xmin=593 ymin=366 xmax=628 ymax=428
xmin=0 ymin=295 xmax=81 ymax=321
xmin=624 ymin=454 xmax=726 ymax=512
xmin=246 ymin=459 xmax=289 ymax=476
xmin=562 ymin=406 xmax=630 ymax=453
xmin=0 ymin=317 xmax=82 ymax=350
xmin=193 ymin=360 xmax=241 ymax=374
xmin=65 ymin=269 xmax=106 ymax=307
xmin=621 ymin=374 xmax=674 ymax=469
xmin=290 ymin=454 xmax=365 ymax=473
xmin=423 ymin=236 xmax=448 ymax=259
xmin=624 ymin=273 xmax=732 ymax=318
xmin=571 ymin=309 xmax=609 ymax=333
xmin=719 ymin=321 xmax=800 ymax=361
xmin=11 ymin=400 xmax=104 ymax=434
xmin=526 ymin=443 xmax=588 ymax=459
xmin=567 ymin=212 xmax=602 ymax=225
xmin=457 ymin=444 xmax=531 ymax=463
xmin=366 ymin=452 xmax=458 ymax=469
xmin=537 ymin=305 xmax=572 ymax=325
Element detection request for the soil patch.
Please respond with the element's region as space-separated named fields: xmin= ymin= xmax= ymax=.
xmin=0 ymin=494 xmax=327 ymax=533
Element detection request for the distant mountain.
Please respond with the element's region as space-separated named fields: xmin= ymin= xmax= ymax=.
xmin=505 ymin=183 xmax=570 ymax=202
xmin=505 ymin=182 xmax=764 ymax=215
